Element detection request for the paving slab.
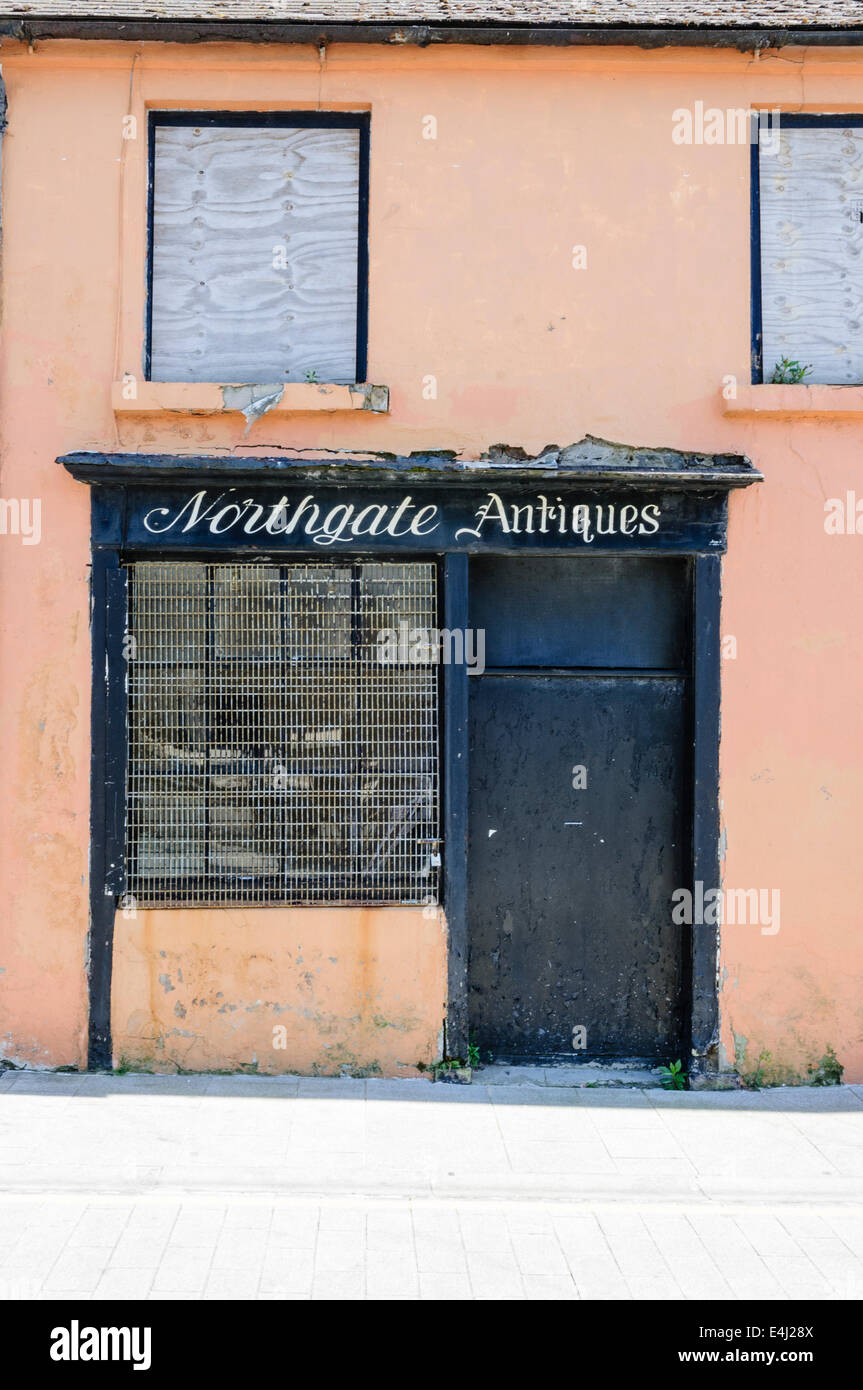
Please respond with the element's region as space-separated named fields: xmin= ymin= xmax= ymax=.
xmin=1 ymin=1070 xmax=862 ymax=1299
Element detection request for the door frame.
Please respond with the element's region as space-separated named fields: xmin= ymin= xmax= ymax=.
xmin=446 ymin=551 xmax=722 ymax=1077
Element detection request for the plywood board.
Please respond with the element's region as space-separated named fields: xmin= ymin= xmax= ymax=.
xmin=150 ymin=123 xmax=360 ymax=384
xmin=760 ymin=124 xmax=863 ymax=384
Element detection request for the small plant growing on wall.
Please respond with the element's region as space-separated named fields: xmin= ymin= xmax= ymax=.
xmin=740 ymin=1049 xmax=772 ymax=1090
xmin=807 ymin=1046 xmax=844 ymax=1086
xmin=430 ymin=1054 xmax=472 ymax=1084
xmin=303 ymin=368 xmax=319 ymax=383
xmin=770 ymin=358 xmax=812 ymax=384
xmin=659 ymin=1059 xmax=687 ymax=1090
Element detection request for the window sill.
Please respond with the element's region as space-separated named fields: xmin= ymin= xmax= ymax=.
xmin=722 ymin=384 xmax=863 ymax=417
xmin=112 ymin=381 xmax=390 ymax=417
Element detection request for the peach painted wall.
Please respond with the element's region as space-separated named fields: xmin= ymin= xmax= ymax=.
xmin=111 ymin=907 xmax=446 ymax=1075
xmin=0 ymin=38 xmax=861 ymax=1079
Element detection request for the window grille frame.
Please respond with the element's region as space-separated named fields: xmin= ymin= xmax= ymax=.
xmin=145 ymin=109 xmax=371 ymax=386
xmin=122 ymin=551 xmax=444 ymax=911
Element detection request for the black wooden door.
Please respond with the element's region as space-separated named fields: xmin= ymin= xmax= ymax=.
xmin=467 ymin=556 xmax=691 ymax=1062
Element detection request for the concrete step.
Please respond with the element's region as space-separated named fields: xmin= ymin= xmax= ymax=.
xmin=477 ymin=1062 xmax=666 ymax=1088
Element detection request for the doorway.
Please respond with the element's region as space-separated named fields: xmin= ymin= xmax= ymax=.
xmin=467 ymin=555 xmax=691 ymax=1062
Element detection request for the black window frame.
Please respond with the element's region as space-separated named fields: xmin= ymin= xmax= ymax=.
xmin=145 ymin=109 xmax=371 ymax=385
xmin=122 ymin=551 xmax=444 ymax=910
xmin=750 ymin=111 xmax=863 ymax=385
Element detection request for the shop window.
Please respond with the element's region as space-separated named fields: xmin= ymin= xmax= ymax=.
xmin=755 ymin=116 xmax=863 ymax=384
xmin=147 ymin=112 xmax=369 ymax=384
xmin=125 ymin=561 xmax=439 ymax=907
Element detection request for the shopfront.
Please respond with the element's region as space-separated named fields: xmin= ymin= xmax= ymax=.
xmin=64 ymin=445 xmax=759 ymax=1076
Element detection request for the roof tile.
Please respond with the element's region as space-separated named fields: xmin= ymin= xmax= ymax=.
xmin=0 ymin=2 xmax=861 ymax=29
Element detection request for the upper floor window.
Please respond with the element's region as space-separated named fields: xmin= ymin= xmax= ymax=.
xmin=147 ymin=112 xmax=369 ymax=385
xmin=754 ymin=115 xmax=863 ymax=385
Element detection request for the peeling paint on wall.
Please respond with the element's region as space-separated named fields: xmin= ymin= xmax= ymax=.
xmin=111 ymin=906 xmax=447 ymax=1076
xmin=220 ymin=383 xmax=285 ymax=433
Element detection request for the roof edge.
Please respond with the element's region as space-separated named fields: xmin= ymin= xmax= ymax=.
xmin=4 ymin=19 xmax=863 ymax=50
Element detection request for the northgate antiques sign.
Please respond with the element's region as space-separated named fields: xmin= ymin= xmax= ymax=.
xmin=92 ymin=483 xmax=732 ymax=553
xmin=140 ymin=488 xmax=667 ymax=545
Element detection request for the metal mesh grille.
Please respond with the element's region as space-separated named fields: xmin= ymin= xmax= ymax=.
xmin=125 ymin=560 xmax=439 ymax=907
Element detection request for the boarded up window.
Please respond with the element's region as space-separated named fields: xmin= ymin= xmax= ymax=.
xmin=125 ymin=561 xmax=439 ymax=907
xmin=758 ymin=121 xmax=863 ymax=384
xmin=149 ymin=115 xmax=366 ymax=384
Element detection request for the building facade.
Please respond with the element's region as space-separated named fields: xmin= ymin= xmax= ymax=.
xmin=0 ymin=3 xmax=861 ymax=1083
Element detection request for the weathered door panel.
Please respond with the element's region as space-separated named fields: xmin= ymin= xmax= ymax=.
xmin=468 ymin=674 xmax=689 ymax=1061
xmin=470 ymin=554 xmax=689 ymax=669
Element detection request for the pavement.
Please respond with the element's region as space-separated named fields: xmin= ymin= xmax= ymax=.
xmin=1 ymin=1064 xmax=862 ymax=1301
